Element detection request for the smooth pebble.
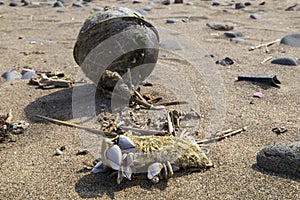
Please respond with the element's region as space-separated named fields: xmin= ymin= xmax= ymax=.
xmin=72 ymin=2 xmax=83 ymax=7
xmin=224 ymin=31 xmax=243 ymax=38
xmin=0 ymin=1 xmax=4 ymax=5
xmin=250 ymin=13 xmax=261 ymax=19
xmin=235 ymin=3 xmax=245 ymax=9
xmin=280 ymin=33 xmax=300 ymax=47
xmin=244 ymin=2 xmax=252 ymax=6
xmin=166 ymin=18 xmax=182 ymax=24
xmin=174 ymin=0 xmax=183 ymax=3
xmin=9 ymin=2 xmax=18 ymax=6
xmin=212 ymin=2 xmax=220 ymax=6
xmin=132 ymin=0 xmax=142 ymax=3
xmin=142 ymin=6 xmax=152 ymax=11
xmin=162 ymin=0 xmax=170 ymax=5
xmin=93 ymin=6 xmax=103 ymax=11
xmin=207 ymin=21 xmax=234 ymax=31
xmin=271 ymin=57 xmax=298 ymax=66
xmin=53 ymin=1 xmax=64 ymax=7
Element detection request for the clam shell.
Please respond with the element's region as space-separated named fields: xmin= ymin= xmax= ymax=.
xmin=105 ymin=145 xmax=122 ymax=170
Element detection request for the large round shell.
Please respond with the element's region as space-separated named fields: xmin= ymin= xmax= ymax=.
xmin=73 ymin=6 xmax=159 ymax=88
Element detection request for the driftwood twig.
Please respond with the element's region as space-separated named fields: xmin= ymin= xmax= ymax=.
xmin=196 ymin=127 xmax=247 ymax=144
xmin=249 ymin=39 xmax=280 ymax=51
xmin=35 ymin=115 xmax=116 ymax=137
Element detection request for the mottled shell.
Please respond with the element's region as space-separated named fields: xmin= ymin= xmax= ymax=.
xmin=73 ymin=6 xmax=159 ymax=89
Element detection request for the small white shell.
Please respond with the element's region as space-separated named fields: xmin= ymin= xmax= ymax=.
xmin=117 ymin=135 xmax=136 ymax=153
xmin=105 ymin=145 xmax=122 ymax=170
xmin=92 ymin=160 xmax=106 ymax=173
xmin=147 ymin=162 xmax=163 ymax=180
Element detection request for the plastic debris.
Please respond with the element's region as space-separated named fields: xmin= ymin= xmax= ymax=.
xmin=237 ymin=74 xmax=281 ymax=88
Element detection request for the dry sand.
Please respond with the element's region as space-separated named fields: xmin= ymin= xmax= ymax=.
xmin=0 ymin=0 xmax=299 ymax=199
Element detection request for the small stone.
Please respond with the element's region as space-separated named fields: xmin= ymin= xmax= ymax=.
xmin=142 ymin=6 xmax=152 ymax=11
xmin=166 ymin=18 xmax=182 ymax=24
xmin=162 ymin=0 xmax=170 ymax=5
xmin=59 ymin=146 xmax=66 ymax=151
xmin=257 ymin=142 xmax=300 ymax=178
xmin=253 ymin=92 xmax=263 ymax=98
xmin=280 ymin=33 xmax=300 ymax=47
xmin=0 ymin=1 xmax=4 ymax=5
xmin=250 ymin=13 xmax=261 ymax=19
xmin=93 ymin=6 xmax=103 ymax=11
xmin=207 ymin=21 xmax=234 ymax=31
xmin=271 ymin=127 xmax=288 ymax=135
xmin=21 ymin=71 xmax=37 ymax=79
xmin=212 ymin=2 xmax=220 ymax=6
xmin=244 ymin=2 xmax=252 ymax=6
xmin=30 ymin=2 xmax=40 ymax=7
xmin=77 ymin=149 xmax=89 ymax=155
xmin=271 ymin=57 xmax=298 ymax=66
xmin=216 ymin=57 xmax=234 ymax=66
xmin=235 ymin=3 xmax=245 ymax=9
xmin=174 ymin=0 xmax=183 ymax=3
xmin=259 ymin=1 xmax=265 ymax=6
xmin=132 ymin=0 xmax=142 ymax=3
xmin=9 ymin=2 xmax=18 ymax=6
xmin=224 ymin=31 xmax=243 ymax=38
xmin=160 ymin=40 xmax=182 ymax=51
xmin=83 ymin=0 xmax=92 ymax=2
xmin=2 ymin=71 xmax=22 ymax=81
xmin=72 ymin=2 xmax=83 ymax=7
xmin=53 ymin=1 xmax=64 ymax=7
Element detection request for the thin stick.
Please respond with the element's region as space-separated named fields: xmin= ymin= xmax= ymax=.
xmin=249 ymin=39 xmax=280 ymax=51
xmin=120 ymin=126 xmax=167 ymax=135
xmin=167 ymin=112 xmax=174 ymax=134
xmin=196 ymin=127 xmax=247 ymax=144
xmin=133 ymin=91 xmax=165 ymax=110
xmin=35 ymin=115 xmax=116 ymax=137
xmin=157 ymin=101 xmax=188 ymax=106
xmin=261 ymin=56 xmax=273 ymax=64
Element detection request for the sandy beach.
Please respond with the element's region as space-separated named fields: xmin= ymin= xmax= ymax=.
xmin=0 ymin=0 xmax=299 ymax=199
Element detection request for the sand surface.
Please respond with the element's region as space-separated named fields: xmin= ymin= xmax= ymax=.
xmin=0 ymin=0 xmax=299 ymax=199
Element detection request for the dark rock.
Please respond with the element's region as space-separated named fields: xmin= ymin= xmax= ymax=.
xmin=83 ymin=0 xmax=92 ymax=2
xmin=259 ymin=1 xmax=265 ymax=6
xmin=72 ymin=2 xmax=83 ymax=7
xmin=162 ymin=0 xmax=170 ymax=5
xmin=235 ymin=3 xmax=245 ymax=9
xmin=160 ymin=40 xmax=182 ymax=51
xmin=0 ymin=1 xmax=4 ymax=5
xmin=257 ymin=142 xmax=300 ymax=178
xmin=271 ymin=57 xmax=298 ymax=66
xmin=9 ymin=2 xmax=18 ymax=6
xmin=250 ymin=13 xmax=261 ymax=19
xmin=2 ymin=71 xmax=22 ymax=81
xmin=224 ymin=31 xmax=243 ymax=38
xmin=21 ymin=0 xmax=30 ymax=6
xmin=174 ymin=0 xmax=183 ymax=3
xmin=132 ymin=0 xmax=142 ymax=3
xmin=21 ymin=71 xmax=37 ymax=79
xmin=280 ymin=33 xmax=300 ymax=47
xmin=216 ymin=57 xmax=234 ymax=66
xmin=60 ymin=146 xmax=66 ymax=151
xmin=166 ymin=18 xmax=182 ymax=24
xmin=207 ymin=21 xmax=234 ymax=31
xmin=53 ymin=1 xmax=64 ymax=7
xmin=212 ymin=2 xmax=220 ymax=6
xmin=244 ymin=2 xmax=252 ymax=6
